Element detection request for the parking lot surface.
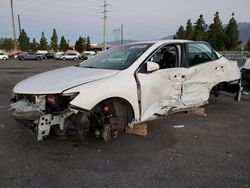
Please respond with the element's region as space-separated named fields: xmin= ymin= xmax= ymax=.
xmin=0 ymin=59 xmax=250 ymax=188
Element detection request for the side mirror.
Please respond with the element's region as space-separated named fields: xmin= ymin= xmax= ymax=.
xmin=146 ymin=61 xmax=159 ymax=72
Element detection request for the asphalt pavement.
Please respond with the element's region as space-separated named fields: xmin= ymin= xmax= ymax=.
xmin=0 ymin=59 xmax=249 ymax=188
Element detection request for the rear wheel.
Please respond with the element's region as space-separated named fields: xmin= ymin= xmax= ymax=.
xmin=19 ymin=56 xmax=24 ymax=61
xmin=3 ymin=57 xmax=7 ymax=60
xmin=62 ymin=57 xmax=66 ymax=61
xmin=37 ymin=57 xmax=41 ymax=61
xmin=74 ymin=57 xmax=77 ymax=61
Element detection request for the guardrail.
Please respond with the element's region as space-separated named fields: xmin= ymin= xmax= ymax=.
xmin=218 ymin=51 xmax=249 ymax=62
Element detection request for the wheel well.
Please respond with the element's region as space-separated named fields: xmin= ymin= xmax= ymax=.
xmin=92 ymin=97 xmax=135 ymax=123
xmin=210 ymin=80 xmax=241 ymax=100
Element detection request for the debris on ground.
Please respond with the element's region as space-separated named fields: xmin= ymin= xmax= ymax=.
xmin=187 ymin=107 xmax=205 ymax=116
xmin=0 ymin=124 xmax=5 ymax=128
xmin=173 ymin=125 xmax=184 ymax=128
xmin=126 ymin=123 xmax=147 ymax=136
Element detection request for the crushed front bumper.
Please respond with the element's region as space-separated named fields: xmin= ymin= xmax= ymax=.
xmin=10 ymin=100 xmax=74 ymax=141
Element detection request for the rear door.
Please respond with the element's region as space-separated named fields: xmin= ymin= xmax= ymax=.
xmin=181 ymin=42 xmax=221 ymax=106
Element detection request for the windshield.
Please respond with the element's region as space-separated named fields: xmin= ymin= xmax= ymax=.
xmin=78 ymin=43 xmax=153 ymax=70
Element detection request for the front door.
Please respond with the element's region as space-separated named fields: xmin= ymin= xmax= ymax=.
xmin=137 ymin=44 xmax=187 ymax=121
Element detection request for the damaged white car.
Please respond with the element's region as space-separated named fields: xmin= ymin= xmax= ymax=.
xmin=10 ymin=40 xmax=241 ymax=142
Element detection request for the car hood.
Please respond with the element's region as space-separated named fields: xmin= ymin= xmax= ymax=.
xmin=13 ymin=66 xmax=120 ymax=94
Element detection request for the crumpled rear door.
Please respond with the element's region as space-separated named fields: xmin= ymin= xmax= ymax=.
xmin=181 ymin=59 xmax=226 ymax=106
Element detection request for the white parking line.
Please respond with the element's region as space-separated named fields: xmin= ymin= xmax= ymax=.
xmin=0 ymin=105 xmax=10 ymax=109
xmin=242 ymin=91 xmax=250 ymax=95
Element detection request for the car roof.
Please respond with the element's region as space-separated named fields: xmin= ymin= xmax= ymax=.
xmin=127 ymin=39 xmax=191 ymax=45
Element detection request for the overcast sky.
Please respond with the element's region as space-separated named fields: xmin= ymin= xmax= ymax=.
xmin=0 ymin=0 xmax=250 ymax=44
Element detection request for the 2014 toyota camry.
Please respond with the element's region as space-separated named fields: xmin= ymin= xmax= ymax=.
xmin=10 ymin=40 xmax=241 ymax=142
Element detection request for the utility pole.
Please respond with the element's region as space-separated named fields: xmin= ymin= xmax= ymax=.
xmin=18 ymin=14 xmax=21 ymax=35
xmin=102 ymin=0 xmax=108 ymax=51
xmin=121 ymin=24 xmax=123 ymax=45
xmin=113 ymin=28 xmax=121 ymax=44
xmin=10 ymin=0 xmax=17 ymax=51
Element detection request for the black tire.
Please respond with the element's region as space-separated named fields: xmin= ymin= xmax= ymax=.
xmin=37 ymin=57 xmax=41 ymax=61
xmin=105 ymin=100 xmax=133 ymax=142
xmin=3 ymin=57 xmax=7 ymax=60
xmin=112 ymin=99 xmax=133 ymax=130
xmin=19 ymin=56 xmax=24 ymax=61
xmin=74 ymin=57 xmax=77 ymax=61
xmin=62 ymin=57 xmax=66 ymax=61
xmin=94 ymin=99 xmax=134 ymax=142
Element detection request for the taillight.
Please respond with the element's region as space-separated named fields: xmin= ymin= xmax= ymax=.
xmin=47 ymin=95 xmax=56 ymax=104
xmin=103 ymin=105 xmax=110 ymax=112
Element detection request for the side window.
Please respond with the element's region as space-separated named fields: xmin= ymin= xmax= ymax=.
xmin=151 ymin=45 xmax=179 ymax=69
xmin=187 ymin=43 xmax=218 ymax=67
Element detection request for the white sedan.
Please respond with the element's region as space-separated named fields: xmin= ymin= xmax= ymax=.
xmin=57 ymin=52 xmax=80 ymax=60
xmin=0 ymin=53 xmax=8 ymax=60
xmin=10 ymin=40 xmax=241 ymax=142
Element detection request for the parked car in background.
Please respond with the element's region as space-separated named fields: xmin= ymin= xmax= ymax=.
xmin=57 ymin=52 xmax=80 ymax=60
xmin=44 ymin=53 xmax=55 ymax=59
xmin=18 ymin=52 xmax=45 ymax=61
xmin=36 ymin=50 xmax=48 ymax=55
xmin=241 ymin=54 xmax=250 ymax=89
xmin=81 ymin=51 xmax=96 ymax=60
xmin=9 ymin=52 xmax=22 ymax=59
xmin=36 ymin=53 xmax=47 ymax=60
xmin=10 ymin=40 xmax=241 ymax=142
xmin=54 ymin=52 xmax=64 ymax=59
xmin=0 ymin=53 xmax=8 ymax=60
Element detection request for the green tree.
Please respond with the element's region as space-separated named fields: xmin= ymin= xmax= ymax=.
xmin=50 ymin=28 xmax=58 ymax=52
xmin=207 ymin=12 xmax=225 ymax=50
xmin=185 ymin=19 xmax=193 ymax=40
xmin=175 ymin=25 xmax=186 ymax=39
xmin=18 ymin=29 xmax=30 ymax=51
xmin=193 ymin=14 xmax=207 ymax=41
xmin=0 ymin=38 xmax=4 ymax=49
xmin=86 ymin=36 xmax=91 ymax=51
xmin=39 ymin=32 xmax=48 ymax=50
xmin=75 ymin=36 xmax=85 ymax=53
xmin=225 ymin=13 xmax=239 ymax=50
xmin=0 ymin=38 xmax=13 ymax=51
xmin=30 ymin=38 xmax=38 ymax=52
xmin=59 ymin=36 xmax=69 ymax=52
xmin=245 ymin=38 xmax=250 ymax=51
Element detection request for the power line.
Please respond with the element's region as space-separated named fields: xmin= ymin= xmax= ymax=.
xmin=113 ymin=24 xmax=124 ymax=45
